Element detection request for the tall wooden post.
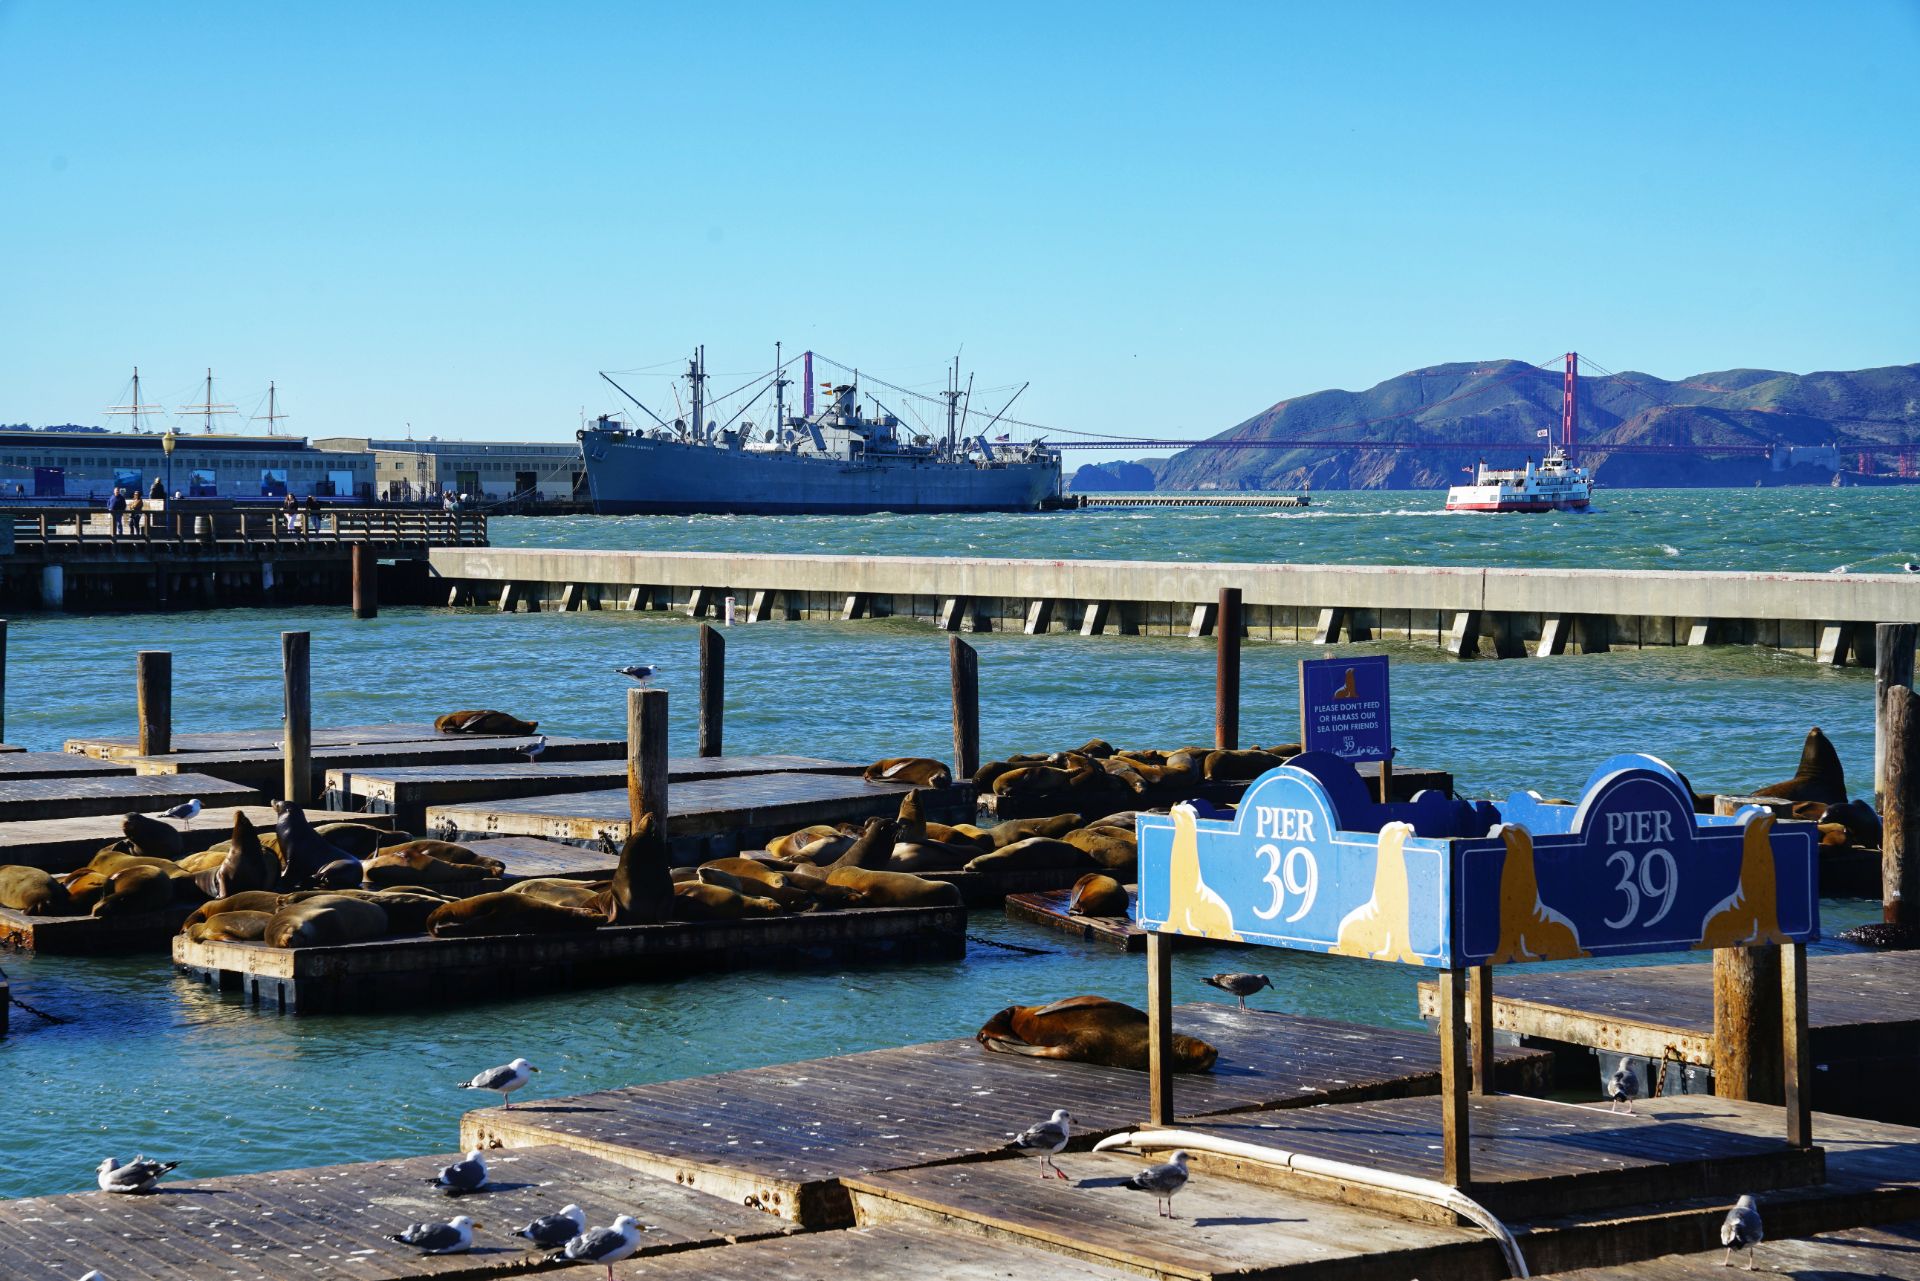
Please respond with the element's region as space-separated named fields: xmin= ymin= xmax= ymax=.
xmin=1146 ymin=930 xmax=1175 ymax=1125
xmin=628 ymin=687 xmax=670 ymax=833
xmin=1215 ymin=587 xmax=1241 ymax=751
xmin=1884 ymin=684 xmax=1919 ymax=926
xmin=282 ymin=631 xmax=312 ymax=804
xmin=1468 ymin=964 xmax=1495 ymax=1094
xmin=1713 ymin=945 xmax=1784 ymax=1102
xmin=1437 ymin=967 xmax=1472 ymax=1186
xmin=1781 ymin=941 xmax=1813 ymax=1147
xmin=351 ymin=543 xmax=378 ymax=619
xmin=698 ymin=624 xmax=724 ymax=758
xmin=136 ymin=650 xmax=172 ymax=757
xmin=950 ymin=636 xmax=980 ymax=783
xmin=0 ymin=618 xmax=9 ymax=744
xmin=1877 ymin=624 xmax=1917 ymax=809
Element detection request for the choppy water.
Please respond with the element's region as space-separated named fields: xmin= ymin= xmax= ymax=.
xmin=0 ymin=488 xmax=1902 ymax=1200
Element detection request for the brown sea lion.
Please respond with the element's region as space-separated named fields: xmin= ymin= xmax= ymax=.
xmin=313 ymin=822 xmax=411 ymax=859
xmin=669 ymin=881 xmax=783 ymax=920
xmin=888 ymin=842 xmax=979 ymax=873
xmin=896 ymin=789 xmax=928 ymax=845
xmin=91 ymin=865 xmax=175 ymax=918
xmin=60 ymin=869 xmax=111 ymax=912
xmin=183 ymin=890 xmax=287 ymax=930
xmin=1753 ymin=727 xmax=1848 ymax=805
xmin=435 ymin=710 xmax=539 ymax=735
xmin=768 ymin=864 xmax=860 ymax=909
xmin=1067 ymin=873 xmax=1131 ymax=917
xmin=379 ymin=838 xmax=493 ymax=867
xmin=88 ymin=848 xmax=179 ymax=877
xmin=922 ymin=822 xmax=994 ymax=851
xmin=121 ymin=811 xmax=184 ymax=860
xmin=188 ymin=910 xmax=272 ymax=943
xmin=983 ymin=814 xmax=1082 ymax=847
xmin=265 ymin=893 xmax=390 ymax=947
xmin=0 ymin=865 xmax=74 ymax=916
xmin=275 ymin=802 xmax=354 ymax=888
xmin=1203 ymin=749 xmax=1291 ymax=782
xmin=191 ymin=813 xmax=280 ymax=900
xmin=1824 ymin=799 xmax=1882 ymax=848
xmin=364 ymin=889 xmax=457 ymax=933
xmin=965 ymin=837 xmax=1097 ymax=874
xmin=768 ymin=825 xmax=846 ymax=859
xmin=506 ymin=878 xmax=610 ymax=910
xmin=605 ymin=812 xmax=674 ymax=924
xmin=177 ymin=848 xmax=227 ymax=875
xmin=312 ymin=859 xmax=366 ymax=890
xmin=364 ymin=849 xmax=500 ymax=886
xmin=978 ymin=995 xmax=1217 ymax=1072
xmin=426 ymin=891 xmax=601 ymax=937
xmin=1064 ymin=825 xmax=1139 ymax=871
xmin=863 ymin=757 xmax=952 ymax=789
xmin=972 ymin=760 xmax=1018 ymax=792
xmin=817 ymin=817 xmax=900 ymax=872
xmin=825 ymin=865 xmax=962 ymax=907
xmin=992 ymin=765 xmax=1075 ymax=798
xmin=697 ymin=862 xmax=812 ymax=908
xmin=1072 ymin=739 xmax=1117 ymax=758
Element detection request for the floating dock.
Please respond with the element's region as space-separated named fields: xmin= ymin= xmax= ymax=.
xmin=327 ymin=754 xmax=865 ymax=833
xmin=126 ymin=734 xmax=624 ymax=797
xmin=0 ymin=804 xmax=377 ymax=874
xmin=0 ymin=751 xmax=135 ymax=781
xmin=175 ymin=903 xmax=967 ymax=1013
xmin=976 ymin=760 xmax=1452 ymax=820
xmin=1550 ymin=1218 xmax=1920 ymax=1280
xmin=63 ymin=721 xmax=532 ymax=761
xmin=459 ymin=1003 xmax=1553 ymax=1227
xmin=0 ymin=771 xmax=262 ymax=823
xmin=1005 ymin=886 xmax=1145 ymax=950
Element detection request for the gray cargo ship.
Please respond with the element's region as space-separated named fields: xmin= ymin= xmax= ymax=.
xmin=578 ymin=348 xmax=1062 ymax=514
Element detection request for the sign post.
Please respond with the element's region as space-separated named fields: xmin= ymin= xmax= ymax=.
xmin=1299 ymin=655 xmax=1393 ymax=802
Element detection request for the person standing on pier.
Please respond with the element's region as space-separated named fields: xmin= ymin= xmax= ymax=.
xmin=127 ymin=489 xmax=144 ymax=535
xmin=108 ymin=486 xmax=126 ymax=536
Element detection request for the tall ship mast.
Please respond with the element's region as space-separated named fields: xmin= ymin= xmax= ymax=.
xmin=579 ymin=347 xmax=1062 ymax=514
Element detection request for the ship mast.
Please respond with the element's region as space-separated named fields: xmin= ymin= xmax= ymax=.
xmin=773 ymin=341 xmax=791 ymax=439
xmin=688 ymin=347 xmax=707 ymax=443
xmin=105 ymin=365 xmax=162 ymax=433
xmin=942 ymin=357 xmax=962 ymax=458
xmin=178 ymin=367 xmax=237 ymax=433
xmin=252 ymin=381 xmax=290 ymax=435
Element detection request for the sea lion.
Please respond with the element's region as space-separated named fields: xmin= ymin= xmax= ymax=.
xmin=983 ymin=814 xmax=1083 ymax=847
xmin=1072 ymin=738 xmax=1116 ymax=759
xmin=605 ymin=812 xmax=674 ymax=924
xmin=863 ymin=757 xmax=952 ymax=789
xmin=187 ymin=910 xmax=272 ymax=943
xmin=1202 ymin=749 xmax=1291 ymax=782
xmin=992 ymin=765 xmax=1075 ymax=798
xmin=965 ymin=837 xmax=1097 ymax=874
xmin=435 ymin=710 xmax=539 ymax=735
xmin=313 ymin=822 xmax=411 ymax=859
xmin=177 ymin=848 xmax=227 ymax=875
xmin=0 ymin=865 xmax=74 ymax=916
xmin=768 ymin=825 xmax=846 ymax=859
xmin=888 ymin=842 xmax=979 ymax=873
xmin=977 ymin=995 xmax=1217 ymax=1073
xmin=365 ymin=889 xmax=457 ymax=933
xmin=1064 ymin=825 xmax=1138 ymax=870
xmin=364 ymin=849 xmax=498 ymax=886
xmin=669 ymin=880 xmax=784 ymax=920
xmin=91 ymin=865 xmax=175 ymax=918
xmin=427 ymin=891 xmax=601 ymax=937
xmin=190 ymin=812 xmax=279 ymax=900
xmin=697 ymin=862 xmax=813 ymax=908
xmin=825 ymin=865 xmax=962 ymax=907
xmin=59 ymin=869 xmax=111 ymax=912
xmin=1067 ymin=873 xmax=1130 ymax=917
xmin=791 ymin=833 xmax=857 ymax=864
xmin=275 ymin=802 xmax=355 ymax=888
xmin=88 ymin=848 xmax=179 ymax=877
xmin=183 ymin=890 xmax=287 ymax=930
xmin=1823 ymin=798 xmax=1882 ymax=849
xmin=817 ymin=817 xmax=900 ymax=872
xmin=896 ymin=790 xmax=928 ymax=845
xmin=921 ymin=821 xmax=994 ymax=851
xmin=1753 ymin=727 xmax=1848 ymax=805
xmin=121 ymin=811 xmax=184 ymax=860
xmin=507 ymin=878 xmax=611 ymax=910
xmin=380 ymin=839 xmax=494 ymax=867
xmin=313 ymin=858 xmax=366 ymax=890
xmin=265 ymin=893 xmax=391 ymax=947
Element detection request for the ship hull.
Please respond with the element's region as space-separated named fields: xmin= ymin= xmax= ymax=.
xmin=582 ymin=434 xmax=1060 ymax=514
xmin=1446 ymin=498 xmax=1592 ymax=513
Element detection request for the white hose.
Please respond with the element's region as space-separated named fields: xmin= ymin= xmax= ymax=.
xmin=1093 ymin=1128 xmax=1529 ymax=1279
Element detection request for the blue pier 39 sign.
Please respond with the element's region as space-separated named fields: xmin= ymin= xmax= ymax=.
xmin=1135 ymin=752 xmax=1818 ymax=967
xmin=1299 ymin=655 xmax=1391 ymax=763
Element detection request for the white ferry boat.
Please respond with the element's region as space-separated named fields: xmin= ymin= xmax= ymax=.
xmin=1444 ymin=443 xmax=1593 ymax=513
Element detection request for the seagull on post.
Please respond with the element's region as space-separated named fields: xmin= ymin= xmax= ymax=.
xmin=614 ymin=664 xmax=656 ymax=684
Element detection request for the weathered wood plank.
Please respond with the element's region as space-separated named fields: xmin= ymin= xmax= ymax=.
xmin=126 ymin=735 xmax=625 ymax=795
xmin=0 ymin=772 xmax=262 ymax=823
xmin=1548 ymin=1219 xmax=1920 ymax=1279
xmin=603 ymin=1223 xmax=1143 ymax=1281
xmin=0 ymin=752 xmax=136 ymax=780
xmin=1005 ymin=886 xmax=1145 ymax=950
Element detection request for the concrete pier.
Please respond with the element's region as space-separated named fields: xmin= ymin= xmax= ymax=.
xmin=430 ymin=547 xmax=1920 ymax=662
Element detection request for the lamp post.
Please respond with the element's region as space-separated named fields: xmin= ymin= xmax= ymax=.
xmin=161 ymin=429 xmax=177 ymax=497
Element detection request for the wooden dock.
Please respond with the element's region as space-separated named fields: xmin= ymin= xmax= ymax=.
xmin=175 ymin=904 xmax=967 ymax=1013
xmin=0 ymin=804 xmax=382 ymax=874
xmin=976 ymin=760 xmax=1453 ymax=820
xmin=63 ymin=721 xmax=530 ymax=761
xmin=589 ymin=1223 xmax=1150 ymax=1281
xmin=0 ymin=903 xmax=193 ymax=955
xmin=1005 ymin=886 xmax=1146 ymax=950
xmin=126 ymin=734 xmax=625 ymax=797
xmin=328 ymin=755 xmax=866 ymax=833
xmin=1548 ymin=1219 xmax=1920 ymax=1279
xmin=459 ymin=1003 xmax=1554 ymax=1227
xmin=0 ymin=771 xmax=263 ymax=823
xmin=0 ymin=751 xmax=135 ymax=781
xmin=0 ymin=1144 xmax=790 ymax=1280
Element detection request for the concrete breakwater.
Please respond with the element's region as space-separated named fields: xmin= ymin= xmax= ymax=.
xmin=430 ymin=547 xmax=1917 ymax=664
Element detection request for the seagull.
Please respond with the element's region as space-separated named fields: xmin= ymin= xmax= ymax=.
xmin=1203 ymin=973 xmax=1273 ymax=1010
xmin=1720 ymin=1194 xmax=1762 ymax=1268
xmin=1124 ymin=1150 xmax=1190 ymax=1218
xmin=96 ymin=1156 xmax=179 ymax=1194
xmin=1011 ymin=1109 xmax=1073 ymax=1179
xmin=459 ymin=1057 xmax=539 ymax=1108
xmin=1904 ymin=562 xmax=1919 ymax=574
xmin=512 ymin=1203 xmax=587 ymax=1248
xmin=150 ymin=799 xmax=201 ymax=822
xmin=548 ymin=1215 xmax=649 ymax=1280
xmin=391 ymin=1215 xmax=478 ymax=1254
xmin=425 ymin=1150 xmax=489 ymax=1196
xmin=614 ymin=663 xmax=657 ymax=684
xmin=523 ymin=735 xmax=548 ymax=763
xmin=1607 ymin=1057 xmax=1640 ymax=1113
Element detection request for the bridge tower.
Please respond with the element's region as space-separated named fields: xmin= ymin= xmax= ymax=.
xmin=1562 ymin=352 xmax=1579 ymax=461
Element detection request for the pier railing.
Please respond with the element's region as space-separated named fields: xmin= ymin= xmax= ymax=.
xmin=9 ymin=507 xmax=487 ymax=549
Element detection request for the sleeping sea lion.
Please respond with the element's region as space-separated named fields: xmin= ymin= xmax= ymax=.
xmin=275 ymin=802 xmax=354 ymax=888
xmin=379 ymin=839 xmax=493 ymax=867
xmin=364 ymin=889 xmax=457 ymax=933
xmin=768 ymin=825 xmax=846 ymax=859
xmin=1067 ymin=873 xmax=1131 ymax=917
xmin=1824 ymin=799 xmax=1882 ymax=848
xmin=888 ymin=841 xmax=979 ymax=873
xmin=313 ymin=858 xmax=366 ymax=890
xmin=697 ymin=863 xmax=812 ymax=908
xmin=506 ymin=878 xmax=610 ymax=909
xmin=1753 ymin=727 xmax=1848 ymax=805
xmin=313 ymin=822 xmax=411 ymax=859
xmin=265 ymin=893 xmax=390 ymax=947
xmin=1064 ymin=825 xmax=1139 ymax=871
xmin=863 ymin=757 xmax=952 ymax=789
xmin=824 ymin=865 xmax=962 ymax=907
xmin=91 ymin=865 xmax=175 ymax=918
xmin=188 ymin=910 xmax=272 ymax=943
xmin=1072 ymin=738 xmax=1116 ymax=758
xmin=191 ymin=813 xmax=280 ymax=900
xmin=605 ymin=813 xmax=673 ymax=924
xmin=177 ymin=848 xmax=227 ymax=875
xmin=921 ymin=822 xmax=994 ymax=851
xmin=183 ymin=890 xmax=286 ymax=930
xmin=978 ymin=995 xmax=1217 ymax=1072
xmin=121 ymin=811 xmax=184 ymax=860
xmin=992 ymin=765 xmax=1075 ymax=798
xmin=426 ymin=891 xmax=601 ymax=937
xmin=88 ymin=848 xmax=179 ymax=877
xmin=670 ymin=881 xmax=784 ymax=920
xmin=59 ymin=869 xmax=110 ymax=912
xmin=0 ymin=865 xmax=74 ymax=916
xmin=435 ymin=710 xmax=539 ymax=735
xmin=1202 ymin=749 xmax=1291 ymax=782
xmin=364 ymin=849 xmax=498 ymax=886
xmin=985 ymin=814 xmax=1083 ymax=847
xmin=965 ymin=837 xmax=1097 ymax=874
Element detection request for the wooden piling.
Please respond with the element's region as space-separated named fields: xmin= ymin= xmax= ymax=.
xmin=1437 ymin=966 xmax=1471 ymax=1186
xmin=1878 ymin=623 xmax=1917 ymax=808
xmin=1215 ymin=587 xmax=1241 ymax=751
xmin=1146 ymin=930 xmax=1175 ymax=1125
xmin=350 ymin=542 xmax=377 ymax=618
xmin=1713 ymin=945 xmax=1783 ymax=1103
xmin=950 ymin=636 xmax=979 ymax=783
xmin=1782 ymin=941 xmax=1813 ymax=1147
xmin=1468 ymin=964 xmax=1495 ymax=1094
xmin=699 ymin=623 xmax=724 ymax=758
xmin=628 ymin=687 xmax=670 ymax=830
xmin=281 ymin=631 xmax=311 ymax=804
xmin=1885 ymin=684 xmax=1918 ymax=926
xmin=136 ymin=650 xmax=172 ymax=757
xmin=0 ymin=618 xmax=8 ymax=744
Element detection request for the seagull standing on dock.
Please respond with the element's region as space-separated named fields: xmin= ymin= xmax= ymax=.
xmin=1011 ymin=1109 xmax=1073 ymax=1179
xmin=523 ymin=735 xmax=548 ymax=763
xmin=458 ymin=1057 xmax=539 ymax=1107
xmin=1720 ymin=1194 xmax=1763 ymax=1268
xmin=1124 ymin=1150 xmax=1190 ymax=1218
xmin=425 ymin=1151 xmax=489 ymax=1196
xmin=391 ymin=1215 xmax=478 ymax=1254
xmin=150 ymin=799 xmax=200 ymax=822
xmin=548 ymin=1215 xmax=648 ymax=1280
xmin=1607 ymin=1057 xmax=1640 ymax=1113
xmin=96 ymin=1156 xmax=179 ymax=1194
xmin=1202 ymin=973 xmax=1273 ymax=1010
xmin=512 ymin=1203 xmax=587 ymax=1247
xmin=614 ymin=663 xmax=657 ymax=685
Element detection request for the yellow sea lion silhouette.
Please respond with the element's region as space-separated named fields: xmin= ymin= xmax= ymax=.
xmin=1164 ymin=803 xmax=1241 ymax=942
xmin=1332 ymin=821 xmax=1422 ymax=963
xmin=1486 ymin=824 xmax=1588 ymax=963
xmin=1697 ymin=812 xmax=1790 ymax=948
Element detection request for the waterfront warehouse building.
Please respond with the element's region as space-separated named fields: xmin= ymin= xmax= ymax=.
xmin=313 ymin=437 xmax=587 ymax=503
xmin=0 ymin=429 xmax=375 ymax=500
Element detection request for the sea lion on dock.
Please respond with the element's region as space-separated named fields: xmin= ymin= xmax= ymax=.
xmin=184 ymin=890 xmax=286 ymax=930
xmin=121 ymin=812 xmax=184 ymax=860
xmin=274 ymin=802 xmax=354 ymax=888
xmin=435 ymin=709 xmax=540 ymax=735
xmin=888 ymin=841 xmax=980 ymax=874
xmin=815 ymin=817 xmax=899 ymax=872
xmin=984 ymin=814 xmax=1083 ymax=846
xmin=365 ymin=848 xmax=504 ymax=886
xmin=0 ymin=865 xmax=74 ymax=916
xmin=670 ymin=880 xmax=784 ymax=920
xmin=1064 ymin=825 xmax=1138 ymax=871
xmin=187 ymin=910 xmax=272 ymax=943
xmin=91 ymin=865 xmax=175 ymax=918
xmin=768 ymin=825 xmax=846 ymax=859
xmin=380 ymin=839 xmax=494 ymax=867
xmin=896 ymin=790 xmax=928 ymax=845
xmin=265 ymin=894 xmax=390 ymax=947
xmin=1753 ymin=727 xmax=1848 ymax=805
xmin=863 ymin=757 xmax=952 ymax=788
xmin=991 ymin=765 xmax=1076 ymax=799
xmin=977 ymin=995 xmax=1217 ymax=1072
xmin=313 ymin=822 xmax=411 ymax=859
xmin=824 ymin=865 xmax=962 ymax=907
xmin=605 ymin=813 xmax=673 ymax=924
xmin=965 ymin=837 xmax=1097 ymax=875
xmin=1202 ymin=749 xmax=1291 ymax=782
xmin=697 ymin=863 xmax=813 ymax=908
xmin=313 ymin=858 xmax=366 ymax=890
xmin=59 ymin=868 xmax=110 ymax=912
xmin=507 ymin=878 xmax=610 ymax=910
xmin=190 ymin=813 xmax=279 ymax=900
xmin=426 ymin=891 xmax=602 ymax=937
xmin=1066 ymin=873 xmax=1130 ymax=917
xmin=88 ymin=847 xmax=179 ymax=877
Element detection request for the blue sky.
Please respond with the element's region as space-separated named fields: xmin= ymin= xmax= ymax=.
xmin=2 ymin=2 xmax=1915 ymax=456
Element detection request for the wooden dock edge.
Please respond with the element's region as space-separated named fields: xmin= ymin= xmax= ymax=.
xmin=1415 ymin=979 xmax=1715 ymax=1064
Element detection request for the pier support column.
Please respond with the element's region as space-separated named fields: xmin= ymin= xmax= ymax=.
xmin=747 ymin=590 xmax=773 ymax=623
xmin=1187 ymin=602 xmax=1216 ymax=638
xmin=1815 ymin=623 xmax=1852 ymax=667
xmin=699 ymin=624 xmax=724 ymax=758
xmin=1215 ymin=588 xmax=1241 ymax=750
xmin=1713 ymin=945 xmax=1784 ymax=1104
xmin=39 ymin=564 xmax=64 ymax=610
xmin=1877 ymin=624 xmax=1917 ymax=811
xmin=687 ymin=587 xmax=712 ymax=619
xmin=1146 ymin=930 xmax=1175 ymax=1126
xmin=1080 ymin=601 xmax=1110 ymax=636
xmin=842 ymin=593 xmax=869 ymax=621
xmin=937 ymin=597 xmax=968 ymax=632
xmin=1444 ymin=611 xmax=1482 ymax=658
xmin=137 ymin=650 xmax=172 ymax=757
xmin=282 ymin=631 xmax=313 ymax=805
xmin=779 ymin=591 xmax=805 ymax=620
xmin=1023 ymin=599 xmax=1054 ymax=635
xmin=1536 ymin=616 xmax=1570 ymax=656
xmin=497 ymin=583 xmax=517 ymax=613
xmin=1311 ymin=606 xmax=1344 ymax=645
xmin=1468 ymin=965 xmax=1495 ymax=1094
xmin=628 ymin=687 xmax=670 ymax=836
xmin=623 ymin=587 xmax=643 ymax=611
xmin=1437 ymin=967 xmax=1472 ymax=1187
xmin=446 ymin=584 xmax=466 ymax=607
xmin=1883 ymin=682 xmax=1919 ymax=926
xmin=1687 ymin=620 xmax=1716 ymax=647
xmin=951 ymin=636 xmax=980 ymax=783
xmin=351 ymin=544 xmax=378 ymax=619
xmin=582 ymin=586 xmax=601 ymax=610
xmin=558 ymin=584 xmax=579 ymax=612
xmin=1782 ymin=942 xmax=1813 ymax=1148
xmin=1576 ymin=616 xmax=1610 ymax=654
